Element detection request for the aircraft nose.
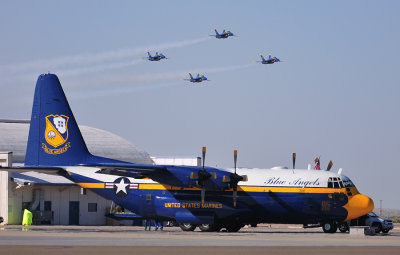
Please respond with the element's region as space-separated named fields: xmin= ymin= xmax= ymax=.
xmin=344 ymin=194 xmax=374 ymax=221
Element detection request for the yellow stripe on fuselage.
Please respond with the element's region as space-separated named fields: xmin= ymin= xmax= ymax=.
xmin=77 ymin=183 xmax=105 ymax=189
xmin=76 ymin=182 xmax=359 ymax=196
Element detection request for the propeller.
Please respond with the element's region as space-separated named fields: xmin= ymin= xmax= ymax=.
xmin=292 ymin=153 xmax=296 ymax=169
xmin=190 ymin=147 xmax=216 ymax=204
xmin=222 ymin=150 xmax=248 ymax=207
xmin=326 ymin=160 xmax=333 ymax=171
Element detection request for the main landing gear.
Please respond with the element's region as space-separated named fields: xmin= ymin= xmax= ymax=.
xmin=322 ymin=221 xmax=338 ymax=233
xmin=179 ymin=223 xmax=242 ymax=232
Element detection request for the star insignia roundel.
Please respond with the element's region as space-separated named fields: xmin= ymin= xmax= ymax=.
xmin=113 ymin=177 xmax=131 ymax=198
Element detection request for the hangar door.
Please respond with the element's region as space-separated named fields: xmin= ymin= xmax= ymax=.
xmin=69 ymin=201 xmax=79 ymax=225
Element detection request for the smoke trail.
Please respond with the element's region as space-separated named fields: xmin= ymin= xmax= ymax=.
xmin=67 ymin=63 xmax=255 ymax=91
xmin=100 ymin=63 xmax=254 ymax=85
xmin=0 ymin=37 xmax=209 ymax=76
xmin=70 ymin=82 xmax=180 ymax=99
xmin=55 ymin=59 xmax=144 ymax=78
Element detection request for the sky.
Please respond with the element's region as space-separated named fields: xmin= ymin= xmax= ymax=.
xmin=0 ymin=0 xmax=399 ymax=209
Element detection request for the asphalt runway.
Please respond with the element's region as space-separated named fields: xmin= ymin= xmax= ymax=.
xmin=0 ymin=224 xmax=399 ymax=255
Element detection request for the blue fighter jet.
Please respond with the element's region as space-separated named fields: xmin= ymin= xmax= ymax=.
xmin=144 ymin=51 xmax=167 ymax=61
xmin=257 ymin=54 xmax=283 ymax=64
xmin=182 ymin=73 xmax=210 ymax=83
xmin=209 ymin=28 xmax=237 ymax=39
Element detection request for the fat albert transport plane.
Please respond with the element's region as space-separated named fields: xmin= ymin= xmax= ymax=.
xmin=1 ymin=74 xmax=374 ymax=233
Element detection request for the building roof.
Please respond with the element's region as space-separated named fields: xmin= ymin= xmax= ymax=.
xmin=0 ymin=119 xmax=153 ymax=164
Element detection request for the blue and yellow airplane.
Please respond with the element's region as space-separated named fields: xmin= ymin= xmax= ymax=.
xmin=209 ymin=28 xmax=237 ymax=39
xmin=1 ymin=74 xmax=373 ymax=233
xmin=143 ymin=51 xmax=167 ymax=61
xmin=257 ymin=54 xmax=283 ymax=64
xmin=182 ymin=73 xmax=210 ymax=83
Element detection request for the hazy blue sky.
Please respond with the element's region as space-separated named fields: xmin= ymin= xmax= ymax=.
xmin=1 ymin=1 xmax=399 ymax=209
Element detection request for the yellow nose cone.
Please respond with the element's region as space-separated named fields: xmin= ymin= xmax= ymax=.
xmin=343 ymin=194 xmax=374 ymax=221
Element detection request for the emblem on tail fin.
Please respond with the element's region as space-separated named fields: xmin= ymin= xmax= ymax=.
xmin=42 ymin=114 xmax=71 ymax=155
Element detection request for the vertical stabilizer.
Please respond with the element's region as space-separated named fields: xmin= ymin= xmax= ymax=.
xmin=25 ymin=74 xmax=124 ymax=166
xmin=25 ymin=74 xmax=91 ymax=166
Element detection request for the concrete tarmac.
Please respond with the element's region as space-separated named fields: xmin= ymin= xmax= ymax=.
xmin=0 ymin=224 xmax=399 ymax=255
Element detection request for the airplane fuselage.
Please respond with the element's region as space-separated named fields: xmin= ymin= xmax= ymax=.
xmin=11 ymin=73 xmax=372 ymax=233
xmin=263 ymin=60 xmax=275 ymax=64
xmin=149 ymin=56 xmax=162 ymax=61
xmin=67 ymin=167 xmax=371 ymax=226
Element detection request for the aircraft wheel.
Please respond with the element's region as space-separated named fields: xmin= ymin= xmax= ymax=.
xmin=226 ymin=224 xmax=242 ymax=232
xmin=382 ymin=229 xmax=389 ymax=234
xmin=322 ymin=222 xmax=337 ymax=233
xmin=338 ymin=222 xmax=349 ymax=233
xmin=199 ymin=224 xmax=213 ymax=232
xmin=179 ymin=223 xmax=197 ymax=231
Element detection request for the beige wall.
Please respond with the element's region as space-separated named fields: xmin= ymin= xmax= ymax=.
xmin=0 ymin=152 xmax=12 ymax=224
xmin=7 ymin=185 xmax=111 ymax=225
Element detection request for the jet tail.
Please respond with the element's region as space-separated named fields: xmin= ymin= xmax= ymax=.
xmin=189 ymin=73 xmax=193 ymax=79
xmin=260 ymin=54 xmax=265 ymax=61
xmin=147 ymin=51 xmax=151 ymax=57
xmin=214 ymin=28 xmax=219 ymax=35
xmin=25 ymin=74 xmax=125 ymax=166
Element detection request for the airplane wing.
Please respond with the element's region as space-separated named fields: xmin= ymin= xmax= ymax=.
xmin=91 ymin=163 xmax=167 ymax=179
xmin=0 ymin=166 xmax=66 ymax=174
xmin=1 ymin=164 xmax=198 ymax=188
xmin=90 ymin=163 xmax=224 ymax=188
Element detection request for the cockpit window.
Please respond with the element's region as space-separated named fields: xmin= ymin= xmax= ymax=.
xmin=342 ymin=179 xmax=355 ymax=187
xmin=328 ymin=177 xmax=344 ymax=189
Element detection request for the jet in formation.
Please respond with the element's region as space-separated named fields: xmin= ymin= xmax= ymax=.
xmin=209 ymin=28 xmax=238 ymax=39
xmin=1 ymin=74 xmax=374 ymax=233
xmin=143 ymin=51 xmax=168 ymax=61
xmin=181 ymin=73 xmax=210 ymax=83
xmin=256 ymin=54 xmax=284 ymax=64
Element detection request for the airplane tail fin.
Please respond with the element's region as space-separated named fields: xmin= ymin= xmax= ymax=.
xmin=25 ymin=74 xmax=124 ymax=166
xmin=260 ymin=54 xmax=265 ymax=61
xmin=189 ymin=73 xmax=193 ymax=79
xmin=147 ymin=51 xmax=151 ymax=57
xmin=214 ymin=28 xmax=219 ymax=35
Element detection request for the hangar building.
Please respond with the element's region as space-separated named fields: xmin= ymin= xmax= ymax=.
xmin=0 ymin=119 xmax=155 ymax=225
